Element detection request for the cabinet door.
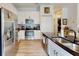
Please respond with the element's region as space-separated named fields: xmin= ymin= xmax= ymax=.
xmin=31 ymin=12 xmax=40 ymax=24
xmin=47 ymin=39 xmax=73 ymax=56
xmin=56 ymin=45 xmax=73 ymax=56
xmin=48 ymin=39 xmax=55 ymax=56
xmin=18 ymin=14 xmax=25 ymax=24
xmin=18 ymin=31 xmax=25 ymax=40
xmin=34 ymin=30 xmax=42 ymax=39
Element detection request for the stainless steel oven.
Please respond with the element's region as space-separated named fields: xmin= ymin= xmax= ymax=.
xmin=25 ymin=30 xmax=34 ymax=38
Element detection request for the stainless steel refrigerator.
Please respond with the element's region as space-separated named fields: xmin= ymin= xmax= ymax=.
xmin=0 ymin=8 xmax=2 ymax=56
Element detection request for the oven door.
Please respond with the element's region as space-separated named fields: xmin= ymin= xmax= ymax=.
xmin=25 ymin=30 xmax=34 ymax=38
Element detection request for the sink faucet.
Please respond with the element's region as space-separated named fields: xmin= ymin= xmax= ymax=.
xmin=69 ymin=29 xmax=76 ymax=43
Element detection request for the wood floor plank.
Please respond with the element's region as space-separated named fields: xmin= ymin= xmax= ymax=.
xmin=16 ymin=40 xmax=47 ymax=56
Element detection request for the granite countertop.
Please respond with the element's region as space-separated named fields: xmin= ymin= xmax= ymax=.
xmin=42 ymin=32 xmax=79 ymax=56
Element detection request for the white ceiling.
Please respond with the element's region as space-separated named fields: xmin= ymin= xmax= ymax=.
xmin=13 ymin=3 xmax=77 ymax=9
xmin=13 ymin=3 xmax=39 ymax=8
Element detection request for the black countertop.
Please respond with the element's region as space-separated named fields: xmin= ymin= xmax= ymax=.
xmin=42 ymin=32 xmax=79 ymax=56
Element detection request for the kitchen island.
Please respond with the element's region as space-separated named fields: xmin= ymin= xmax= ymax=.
xmin=42 ymin=32 xmax=79 ymax=56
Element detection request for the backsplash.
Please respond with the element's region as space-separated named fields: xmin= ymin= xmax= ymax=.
xmin=17 ymin=19 xmax=40 ymax=30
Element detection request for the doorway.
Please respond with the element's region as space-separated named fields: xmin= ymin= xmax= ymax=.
xmin=57 ymin=18 xmax=62 ymax=35
xmin=57 ymin=18 xmax=61 ymax=34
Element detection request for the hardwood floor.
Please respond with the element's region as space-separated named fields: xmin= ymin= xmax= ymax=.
xmin=15 ymin=39 xmax=47 ymax=56
xmin=4 ymin=40 xmax=18 ymax=56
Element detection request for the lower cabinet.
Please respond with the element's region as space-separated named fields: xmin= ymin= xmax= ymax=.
xmin=18 ymin=30 xmax=42 ymax=41
xmin=34 ymin=30 xmax=42 ymax=39
xmin=18 ymin=30 xmax=25 ymax=41
xmin=47 ymin=39 xmax=73 ymax=56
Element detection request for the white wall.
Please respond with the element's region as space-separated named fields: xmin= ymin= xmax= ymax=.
xmin=61 ymin=4 xmax=77 ymax=38
xmin=0 ymin=4 xmax=1 ymax=8
xmin=62 ymin=8 xmax=68 ymax=18
xmin=67 ymin=4 xmax=77 ymax=31
xmin=77 ymin=4 xmax=79 ymax=31
xmin=40 ymin=16 xmax=53 ymax=32
xmin=40 ymin=4 xmax=54 ymax=32
xmin=61 ymin=4 xmax=77 ymax=31
xmin=0 ymin=3 xmax=18 ymax=15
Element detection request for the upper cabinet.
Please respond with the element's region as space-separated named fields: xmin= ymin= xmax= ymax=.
xmin=18 ymin=11 xmax=40 ymax=24
xmin=31 ymin=12 xmax=40 ymax=24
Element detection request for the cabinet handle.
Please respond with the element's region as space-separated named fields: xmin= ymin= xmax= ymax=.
xmin=55 ymin=52 xmax=58 ymax=56
xmin=53 ymin=50 xmax=56 ymax=55
xmin=53 ymin=50 xmax=58 ymax=56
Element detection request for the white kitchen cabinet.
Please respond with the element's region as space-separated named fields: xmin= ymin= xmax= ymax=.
xmin=31 ymin=12 xmax=40 ymax=24
xmin=48 ymin=39 xmax=73 ymax=56
xmin=18 ymin=30 xmax=41 ymax=40
xmin=34 ymin=30 xmax=42 ymax=39
xmin=47 ymin=38 xmax=56 ymax=56
xmin=18 ymin=11 xmax=40 ymax=24
xmin=18 ymin=13 xmax=26 ymax=24
xmin=18 ymin=30 xmax=25 ymax=41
